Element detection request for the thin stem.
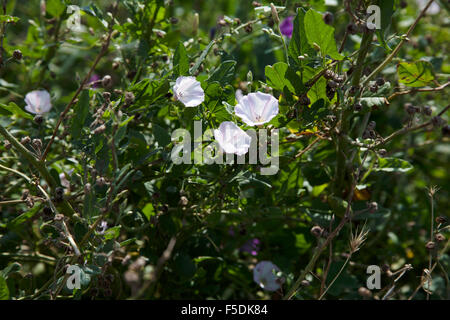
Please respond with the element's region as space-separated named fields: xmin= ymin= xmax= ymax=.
xmin=361 ymin=0 xmax=436 ymax=87
xmin=318 ymin=254 xmax=352 ymax=300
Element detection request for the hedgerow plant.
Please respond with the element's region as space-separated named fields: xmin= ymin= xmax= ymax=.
xmin=0 ymin=0 xmax=449 ymax=300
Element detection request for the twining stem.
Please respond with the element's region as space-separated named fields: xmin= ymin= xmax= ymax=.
xmin=41 ymin=2 xmax=119 ymax=161
xmin=361 ymin=0 xmax=436 ymax=87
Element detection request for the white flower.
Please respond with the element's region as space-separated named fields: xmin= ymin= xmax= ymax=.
xmin=24 ymin=90 xmax=52 ymax=114
xmin=235 ymin=89 xmax=244 ymax=104
xmin=59 ymin=169 xmax=74 ymax=189
xmin=173 ymin=76 xmax=205 ymax=107
xmin=214 ymin=121 xmax=251 ymax=156
xmin=416 ymin=0 xmax=440 ymax=15
xmin=235 ymin=92 xmax=278 ymax=126
xmin=253 ymin=261 xmax=284 ymax=292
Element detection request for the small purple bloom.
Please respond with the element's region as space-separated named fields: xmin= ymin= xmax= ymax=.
xmin=89 ymin=74 xmax=101 ymax=88
xmin=280 ymin=16 xmax=294 ymax=38
xmin=240 ymin=238 xmax=261 ymax=256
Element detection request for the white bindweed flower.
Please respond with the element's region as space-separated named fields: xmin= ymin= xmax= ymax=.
xmin=24 ymin=90 xmax=52 ymax=114
xmin=253 ymin=261 xmax=284 ymax=292
xmin=416 ymin=0 xmax=440 ymax=15
xmin=173 ymin=76 xmax=205 ymax=107
xmin=235 ymin=92 xmax=278 ymax=126
xmin=214 ymin=121 xmax=251 ymax=156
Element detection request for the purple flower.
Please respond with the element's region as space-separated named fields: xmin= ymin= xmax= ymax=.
xmin=280 ymin=16 xmax=294 ymax=38
xmin=89 ymin=74 xmax=101 ymax=88
xmin=240 ymin=238 xmax=261 ymax=256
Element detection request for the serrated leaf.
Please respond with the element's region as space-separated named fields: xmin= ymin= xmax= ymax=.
xmin=397 ymin=61 xmax=435 ymax=87
xmin=304 ymin=9 xmax=343 ymax=60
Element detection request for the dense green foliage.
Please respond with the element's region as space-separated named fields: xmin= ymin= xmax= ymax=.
xmin=0 ymin=0 xmax=449 ymax=300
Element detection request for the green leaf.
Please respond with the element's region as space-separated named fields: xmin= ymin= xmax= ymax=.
xmin=103 ymin=226 xmax=121 ymax=240
xmin=0 ymin=15 xmax=19 ymax=23
xmin=1 ymin=263 xmax=21 ymax=278
xmin=208 ymin=60 xmax=236 ymax=85
xmin=288 ymin=8 xmax=313 ymax=67
xmin=0 ymin=102 xmax=33 ymax=119
xmin=7 ymin=205 xmax=41 ymax=230
xmin=70 ymin=90 xmax=90 ymax=140
xmin=265 ymin=62 xmax=305 ymax=95
xmin=130 ymin=79 xmax=169 ymax=106
xmin=0 ymin=275 xmax=9 ymax=300
xmin=397 ymin=61 xmax=435 ymax=87
xmin=142 ymin=203 xmax=155 ymax=221
xmin=173 ymin=42 xmax=189 ymax=77
xmin=304 ymin=9 xmax=343 ymax=60
xmin=153 ymin=123 xmax=171 ymax=147
xmin=46 ymin=0 xmax=66 ymax=17
xmin=376 ymin=157 xmax=413 ymax=173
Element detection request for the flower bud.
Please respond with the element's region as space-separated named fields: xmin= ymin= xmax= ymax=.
xmin=102 ymin=75 xmax=112 ymax=88
xmin=4 ymin=140 xmax=11 ymax=150
xmin=311 ymin=225 xmax=323 ymax=238
xmin=421 ymin=105 xmax=432 ymax=116
xmin=378 ymin=149 xmax=387 ymax=157
xmin=21 ymin=136 xmax=31 ymax=145
xmin=358 ymin=287 xmax=372 ymax=298
xmin=124 ymin=91 xmax=135 ymax=106
xmin=346 ymin=23 xmax=357 ymax=35
xmin=425 ymin=241 xmax=436 ymax=250
xmin=13 ymin=49 xmax=23 ymax=60
xmin=32 ymin=138 xmax=42 ymax=150
xmin=34 ymin=115 xmax=44 ymax=125
xmin=435 ymin=233 xmax=445 ymax=242
xmin=93 ymin=124 xmax=106 ymax=135
xmin=323 ymin=12 xmax=334 ymax=25
xmin=436 ymin=216 xmax=447 ymax=224
xmin=270 ymin=3 xmax=280 ymax=25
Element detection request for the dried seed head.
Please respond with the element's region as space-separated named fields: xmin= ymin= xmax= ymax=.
xmin=4 ymin=140 xmax=12 ymax=150
xmin=353 ymin=102 xmax=362 ymax=112
xmin=349 ymin=225 xmax=369 ymax=253
xmin=124 ymin=91 xmax=135 ymax=105
xmin=327 ymin=80 xmax=338 ymax=89
xmin=358 ymin=287 xmax=372 ymax=298
xmin=310 ymin=225 xmax=323 ymax=238
xmin=323 ymin=12 xmax=334 ymax=25
xmin=435 ymin=233 xmax=445 ymax=242
xmin=298 ymin=94 xmax=311 ymax=106
xmin=436 ymin=216 xmax=447 ymax=224
xmin=421 ymin=105 xmax=432 ymax=116
xmin=369 ymin=84 xmax=378 ymax=93
xmin=404 ymin=103 xmax=419 ymax=115
xmin=102 ymin=75 xmax=112 ymax=88
xmin=21 ymin=189 xmax=30 ymax=200
xmin=442 ymin=125 xmax=450 ymax=137
xmin=21 ymin=136 xmax=31 ymax=145
xmin=244 ymin=24 xmax=253 ymax=33
xmin=32 ymin=138 xmax=42 ymax=150
xmin=346 ymin=23 xmax=357 ymax=35
xmin=367 ymin=121 xmax=376 ymax=130
xmin=378 ymin=149 xmax=387 ymax=157
xmin=349 ymin=85 xmax=359 ymax=95
xmin=93 ymin=124 xmax=106 ymax=135
xmin=170 ymin=17 xmax=178 ymax=24
xmin=425 ymin=241 xmax=436 ymax=250
xmin=84 ymin=183 xmax=92 ymax=194
xmin=301 ymin=280 xmax=310 ymax=287
xmin=102 ymin=92 xmax=111 ymax=102
xmin=34 ymin=114 xmax=44 ymax=125
xmin=367 ymin=201 xmax=378 ymax=213
xmin=96 ymin=177 xmax=106 ymax=187
xmin=431 ymin=116 xmax=445 ymax=128
xmin=179 ymin=196 xmax=189 ymax=206
xmin=375 ymin=77 xmax=385 ymax=86
xmin=252 ymin=1 xmax=261 ymax=7
xmin=324 ymin=69 xmax=334 ymax=80
xmin=13 ymin=49 xmax=23 ymax=60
